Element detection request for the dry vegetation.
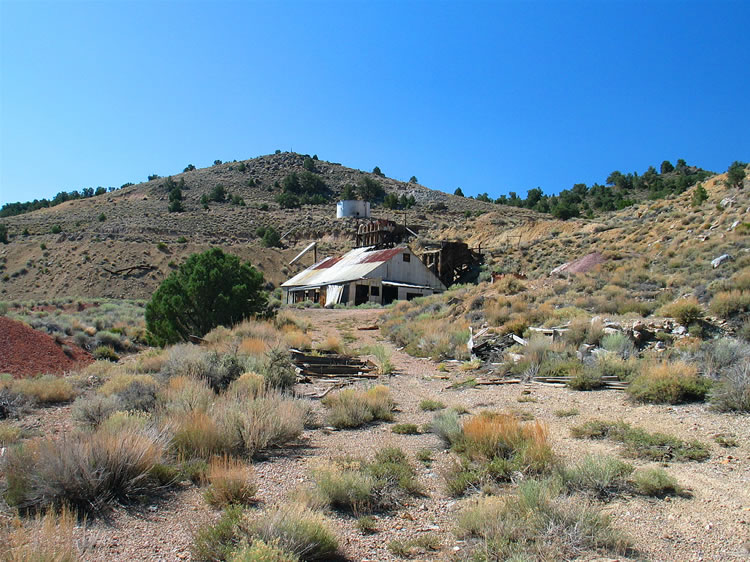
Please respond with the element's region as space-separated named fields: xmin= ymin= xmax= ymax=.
xmin=0 ymin=164 xmax=748 ymax=560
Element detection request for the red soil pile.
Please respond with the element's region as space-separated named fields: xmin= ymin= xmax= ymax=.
xmin=551 ymin=252 xmax=606 ymax=276
xmin=0 ymin=317 xmax=93 ymax=378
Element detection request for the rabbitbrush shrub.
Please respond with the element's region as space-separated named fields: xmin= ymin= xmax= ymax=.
xmin=627 ymin=361 xmax=711 ymax=404
xmin=321 ymin=385 xmax=394 ymax=429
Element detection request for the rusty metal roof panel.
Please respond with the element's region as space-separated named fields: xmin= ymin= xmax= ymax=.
xmin=282 ymin=245 xmax=407 ymax=288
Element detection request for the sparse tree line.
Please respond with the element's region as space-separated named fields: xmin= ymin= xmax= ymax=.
xmin=458 ymin=160 xmax=746 ymax=220
xmin=0 ymin=185 xmax=125 ymax=218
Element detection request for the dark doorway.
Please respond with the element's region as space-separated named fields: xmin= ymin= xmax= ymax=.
xmin=406 ymin=292 xmax=421 ymax=301
xmin=382 ymin=285 xmax=398 ymax=305
xmin=355 ymin=284 xmax=370 ymax=305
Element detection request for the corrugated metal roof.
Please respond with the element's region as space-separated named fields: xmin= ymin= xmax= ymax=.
xmin=282 ymin=245 xmax=409 ymax=288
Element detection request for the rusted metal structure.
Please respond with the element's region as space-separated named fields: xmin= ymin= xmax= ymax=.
xmin=419 ymin=241 xmax=484 ymax=287
xmin=281 ymin=244 xmax=446 ymax=306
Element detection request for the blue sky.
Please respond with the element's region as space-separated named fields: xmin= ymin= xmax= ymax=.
xmin=1 ymin=0 xmax=748 ymax=205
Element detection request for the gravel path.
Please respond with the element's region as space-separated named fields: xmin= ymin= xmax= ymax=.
xmin=28 ymin=308 xmax=750 ymax=560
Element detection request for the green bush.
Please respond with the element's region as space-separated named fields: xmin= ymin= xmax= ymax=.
xmin=560 ymin=455 xmax=634 ymax=499
xmin=145 ymin=248 xmax=267 ymax=346
xmin=0 ymin=223 xmax=8 ymax=244
xmin=631 ymin=468 xmax=682 ymax=497
xmin=419 ymin=398 xmax=445 ymax=411
xmin=192 ymin=505 xmax=243 ymax=561
xmin=457 ymin=479 xmax=630 ymax=560
xmin=627 ymin=361 xmax=711 ymax=404
xmin=391 ymin=423 xmax=419 ymax=434
xmin=571 ymin=420 xmax=709 ymax=462
xmin=314 ymin=447 xmax=421 ymax=513
xmin=51 ymin=224 xmax=62 ymax=234
xmin=243 ymin=504 xmax=338 ymax=561
xmin=93 ymin=345 xmax=119 ymax=362
xmin=429 ymin=410 xmax=462 ymax=447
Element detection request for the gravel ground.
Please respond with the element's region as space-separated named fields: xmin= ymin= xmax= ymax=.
xmin=8 ymin=308 xmax=749 ymax=561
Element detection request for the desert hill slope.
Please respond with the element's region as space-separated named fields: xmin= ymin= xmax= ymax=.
xmin=0 ymin=153 xmax=538 ymax=300
xmin=0 ymin=155 xmax=746 ymax=305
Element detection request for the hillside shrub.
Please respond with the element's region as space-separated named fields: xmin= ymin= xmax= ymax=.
xmin=658 ymin=297 xmax=703 ymax=326
xmin=71 ymin=393 xmax=118 ymax=427
xmin=627 ymin=361 xmax=711 ymax=404
xmin=145 ymin=248 xmax=267 ymax=346
xmin=710 ymin=290 xmax=750 ymax=318
xmin=709 ymin=360 xmax=750 ymax=412
xmin=0 ymin=223 xmax=7 ymax=244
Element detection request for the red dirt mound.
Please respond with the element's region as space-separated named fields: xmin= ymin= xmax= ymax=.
xmin=0 ymin=317 xmax=93 ymax=378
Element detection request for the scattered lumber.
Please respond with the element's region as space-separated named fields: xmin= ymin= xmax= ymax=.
xmin=102 ymin=263 xmax=155 ymax=275
xmin=358 ymin=325 xmax=379 ymax=331
xmin=531 ymin=375 xmax=628 ymax=390
xmin=290 ymin=349 xmax=377 ymax=381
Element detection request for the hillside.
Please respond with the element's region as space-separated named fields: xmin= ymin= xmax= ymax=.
xmin=0 ymin=153 xmax=529 ymax=300
xmin=0 ymin=156 xmax=746 ymax=307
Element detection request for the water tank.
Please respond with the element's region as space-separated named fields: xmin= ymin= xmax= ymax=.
xmin=336 ymin=200 xmax=371 ymax=218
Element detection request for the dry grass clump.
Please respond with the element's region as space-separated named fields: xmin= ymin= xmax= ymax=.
xmin=627 ymin=361 xmax=711 ymax=404
xmin=0 ymin=420 xmax=23 ymax=446
xmin=382 ymin=296 xmax=470 ymax=360
xmin=441 ymin=412 xmax=555 ymax=497
xmin=0 ymin=506 xmax=84 ymax=562
xmin=172 ymin=411 xmax=230 ymax=459
xmin=161 ymin=345 xmax=244 ymax=391
xmin=6 ymin=375 xmax=76 ymax=405
xmin=225 ymin=372 xmax=266 ymax=401
xmin=387 ymin=533 xmax=441 ymax=558
xmin=456 ymin=479 xmax=630 ymax=560
xmin=228 ymin=539 xmax=298 ymax=561
xmin=313 ymin=447 xmax=422 ymax=513
xmin=315 ymin=335 xmax=344 ymax=354
xmin=321 ymin=385 xmax=394 ymax=429
xmin=238 ymin=337 xmax=270 ymax=357
xmin=173 ymin=392 xmax=306 ymax=459
xmin=284 ymin=330 xmax=312 ymax=351
xmin=4 ymin=425 xmax=168 ymax=514
xmin=243 ymin=504 xmax=339 ymax=561
xmin=160 ymin=375 xmax=214 ymax=414
xmin=204 ymin=456 xmax=258 ymax=508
